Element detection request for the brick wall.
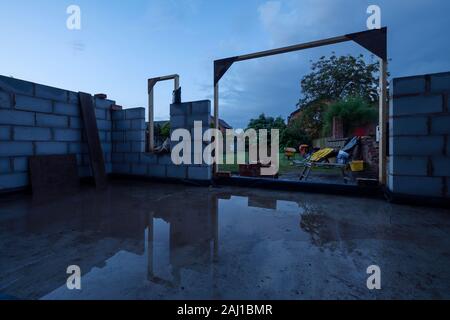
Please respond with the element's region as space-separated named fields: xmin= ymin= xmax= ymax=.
xmin=111 ymin=100 xmax=212 ymax=181
xmin=388 ymin=71 xmax=450 ymax=198
xmin=0 ymin=75 xmax=215 ymax=191
xmin=0 ymin=75 xmax=115 ymax=191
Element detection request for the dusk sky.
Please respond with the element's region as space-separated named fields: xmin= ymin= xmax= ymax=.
xmin=0 ymin=0 xmax=449 ymax=128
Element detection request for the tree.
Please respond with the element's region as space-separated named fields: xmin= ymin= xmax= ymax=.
xmin=280 ymin=117 xmax=311 ymax=149
xmin=298 ymin=54 xmax=379 ymax=107
xmin=322 ymin=96 xmax=378 ymax=136
xmin=247 ymin=113 xmax=286 ymax=132
xmin=294 ymin=54 xmax=380 ymax=140
xmin=246 ymin=114 xmax=286 ymax=149
xmin=295 ymin=99 xmax=329 ymax=140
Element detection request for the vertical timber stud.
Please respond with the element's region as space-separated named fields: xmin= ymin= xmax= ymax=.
xmin=148 ymin=81 xmax=155 ymax=152
xmin=379 ymin=59 xmax=388 ymax=185
xmin=214 ymin=83 xmax=219 ymax=174
xmin=147 ymin=75 xmax=180 ymax=153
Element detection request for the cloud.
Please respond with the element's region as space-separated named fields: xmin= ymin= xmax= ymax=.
xmin=257 ymin=0 xmax=351 ymax=46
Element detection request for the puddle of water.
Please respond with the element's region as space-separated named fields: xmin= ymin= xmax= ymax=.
xmin=0 ymin=180 xmax=449 ymax=300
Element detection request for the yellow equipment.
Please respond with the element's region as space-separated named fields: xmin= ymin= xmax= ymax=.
xmin=310 ymin=148 xmax=334 ymax=162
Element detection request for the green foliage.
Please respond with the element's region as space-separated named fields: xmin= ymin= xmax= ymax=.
xmin=295 ymin=99 xmax=329 ymax=140
xmin=280 ymin=117 xmax=311 ymax=149
xmin=322 ymin=97 xmax=378 ymax=136
xmin=298 ymin=54 xmax=379 ymax=107
xmin=159 ymin=122 xmax=171 ymax=139
xmin=246 ymin=113 xmax=287 ymax=149
xmin=247 ymin=113 xmax=286 ymax=132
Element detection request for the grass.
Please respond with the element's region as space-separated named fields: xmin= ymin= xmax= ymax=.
xmin=218 ymin=151 xmax=335 ymax=175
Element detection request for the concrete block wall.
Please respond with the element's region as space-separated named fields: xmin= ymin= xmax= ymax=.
xmin=388 ymin=71 xmax=450 ymax=198
xmin=0 ymin=75 xmax=115 ymax=191
xmin=111 ymin=100 xmax=212 ymax=181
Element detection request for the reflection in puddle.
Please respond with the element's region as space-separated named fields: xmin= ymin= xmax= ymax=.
xmin=1 ymin=180 xmax=449 ymax=299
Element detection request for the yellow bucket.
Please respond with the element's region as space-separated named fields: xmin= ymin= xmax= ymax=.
xmin=350 ymin=160 xmax=364 ymax=172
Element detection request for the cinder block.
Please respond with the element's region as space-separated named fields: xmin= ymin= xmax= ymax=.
xmin=112 ymin=163 xmax=130 ymax=174
xmin=98 ymin=131 xmax=106 ymax=142
xmin=125 ymin=108 xmax=145 ymax=120
xmin=36 ymin=113 xmax=68 ymax=128
xmin=101 ymin=143 xmax=112 ymax=153
xmin=54 ymin=129 xmax=81 ymax=142
xmin=188 ymin=166 xmax=212 ymax=181
xmin=131 ymin=163 xmax=147 ymax=175
xmin=140 ymin=153 xmax=157 ymax=164
xmin=0 ymin=158 xmax=11 ymax=173
xmin=393 ymin=76 xmax=425 ymax=96
xmin=78 ymin=166 xmax=92 ymax=178
xmin=14 ymin=127 xmax=51 ymax=141
xmin=389 ymin=156 xmax=428 ymax=176
xmin=69 ymin=142 xmax=87 ymax=154
xmin=126 ymin=130 xmax=145 ymax=142
xmin=391 ymin=136 xmax=444 ymax=156
xmin=0 ymin=142 xmax=33 ymax=156
xmin=95 ymin=108 xmax=106 ymax=120
xmin=170 ymin=103 xmax=191 ymax=116
xmin=186 ymin=115 xmax=210 ymax=129
xmin=392 ymin=95 xmax=443 ymax=116
xmin=114 ymin=120 xmax=131 ymax=130
xmin=94 ymin=98 xmax=115 ymax=109
xmin=105 ymin=162 xmax=112 ymax=174
xmin=0 ymin=90 xmax=11 ymax=108
xmin=13 ymin=157 xmax=28 ymax=172
xmin=171 ymin=115 xmax=186 ymax=129
xmin=191 ymin=100 xmax=211 ymax=115
xmin=0 ymin=109 xmax=35 ymax=126
xmin=35 ymin=84 xmax=67 ymax=102
xmin=158 ymin=154 xmax=173 ymax=165
xmin=390 ymin=175 xmax=443 ymax=197
xmin=166 ymin=165 xmax=186 ymax=179
xmin=68 ymin=91 xmax=79 ymax=104
xmin=75 ymin=154 xmax=83 ymax=166
xmin=35 ymin=142 xmax=68 ymax=155
xmin=112 ymin=153 xmax=125 ymax=163
xmin=82 ymin=154 xmax=91 ymax=166
xmin=147 ymin=164 xmax=166 ymax=177
xmin=390 ymin=116 xmax=428 ymax=136
xmin=431 ymin=115 xmax=450 ymax=134
xmin=0 ymin=76 xmax=34 ymax=95
xmin=433 ymin=157 xmax=450 ymax=176
xmin=15 ymin=95 xmax=52 ymax=113
xmin=69 ymin=117 xmax=82 ymax=129
xmin=0 ymin=126 xmax=11 ymax=140
xmin=112 ymin=110 xmax=125 ymax=121
xmin=114 ymin=142 xmax=131 ymax=153
xmin=131 ymin=141 xmax=144 ymax=153
xmin=112 ymin=131 xmax=125 ymax=142
xmin=125 ymin=153 xmax=139 ymax=163
xmin=96 ymin=120 xmax=112 ymax=131
xmin=131 ymin=119 xmax=145 ymax=130
xmin=430 ymin=72 xmax=450 ymax=93
xmin=0 ymin=173 xmax=28 ymax=190
xmin=54 ymin=102 xmax=80 ymax=116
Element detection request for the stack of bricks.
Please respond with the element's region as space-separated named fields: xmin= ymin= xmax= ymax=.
xmin=0 ymin=75 xmax=115 ymax=191
xmin=389 ymin=71 xmax=450 ymax=198
xmin=110 ymin=100 xmax=212 ymax=181
xmin=0 ymin=75 xmax=214 ymax=192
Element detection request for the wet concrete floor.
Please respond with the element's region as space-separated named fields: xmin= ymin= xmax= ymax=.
xmin=0 ymin=180 xmax=449 ymax=300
